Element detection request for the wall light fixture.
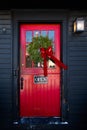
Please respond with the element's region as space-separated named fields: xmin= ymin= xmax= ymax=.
xmin=73 ymin=18 xmax=85 ymax=33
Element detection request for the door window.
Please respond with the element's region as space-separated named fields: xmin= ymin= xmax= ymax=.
xmin=26 ymin=30 xmax=55 ymax=68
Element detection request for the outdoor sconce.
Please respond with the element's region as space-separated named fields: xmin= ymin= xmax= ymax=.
xmin=73 ymin=18 xmax=85 ymax=33
xmin=2 ymin=27 xmax=6 ymax=33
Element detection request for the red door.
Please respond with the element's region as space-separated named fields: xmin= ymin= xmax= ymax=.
xmin=20 ymin=24 xmax=61 ymax=117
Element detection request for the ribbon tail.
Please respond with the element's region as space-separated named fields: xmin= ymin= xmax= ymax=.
xmin=43 ymin=58 xmax=47 ymax=76
xmin=50 ymin=55 xmax=68 ymax=69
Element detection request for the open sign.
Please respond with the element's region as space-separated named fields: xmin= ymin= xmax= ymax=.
xmin=34 ymin=75 xmax=48 ymax=84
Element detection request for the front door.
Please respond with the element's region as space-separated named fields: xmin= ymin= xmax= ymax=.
xmin=20 ymin=24 xmax=61 ymax=117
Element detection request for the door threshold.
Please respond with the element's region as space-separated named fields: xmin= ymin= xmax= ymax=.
xmin=13 ymin=117 xmax=68 ymax=125
xmin=13 ymin=117 xmax=68 ymax=130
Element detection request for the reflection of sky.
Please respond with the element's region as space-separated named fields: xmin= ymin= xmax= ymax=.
xmin=41 ymin=31 xmax=47 ymax=36
xmin=26 ymin=31 xmax=32 ymax=42
xmin=48 ymin=31 xmax=54 ymax=41
xmin=26 ymin=30 xmax=54 ymax=43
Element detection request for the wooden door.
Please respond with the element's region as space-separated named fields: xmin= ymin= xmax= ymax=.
xmin=20 ymin=24 xmax=61 ymax=117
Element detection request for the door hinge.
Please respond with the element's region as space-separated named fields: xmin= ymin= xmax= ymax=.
xmin=13 ymin=69 xmax=19 ymax=76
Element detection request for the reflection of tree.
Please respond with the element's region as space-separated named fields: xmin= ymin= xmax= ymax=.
xmin=26 ymin=44 xmax=32 ymax=67
xmin=26 ymin=55 xmax=32 ymax=68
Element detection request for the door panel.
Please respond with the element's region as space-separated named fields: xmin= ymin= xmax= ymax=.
xmin=20 ymin=24 xmax=61 ymax=117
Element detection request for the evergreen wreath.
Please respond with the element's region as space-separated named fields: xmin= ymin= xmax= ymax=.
xmin=27 ymin=35 xmax=53 ymax=63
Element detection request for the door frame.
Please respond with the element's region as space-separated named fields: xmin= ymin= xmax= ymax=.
xmin=12 ymin=9 xmax=68 ymax=123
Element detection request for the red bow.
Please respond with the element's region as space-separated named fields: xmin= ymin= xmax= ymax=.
xmin=40 ymin=46 xmax=68 ymax=76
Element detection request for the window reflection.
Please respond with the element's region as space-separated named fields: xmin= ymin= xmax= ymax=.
xmin=26 ymin=31 xmax=32 ymax=68
xmin=48 ymin=31 xmax=55 ymax=51
xmin=48 ymin=59 xmax=55 ymax=68
xmin=26 ymin=55 xmax=32 ymax=68
xmin=34 ymin=31 xmax=40 ymax=37
xmin=41 ymin=31 xmax=47 ymax=37
xmin=26 ymin=31 xmax=32 ymax=42
xmin=48 ymin=31 xmax=54 ymax=41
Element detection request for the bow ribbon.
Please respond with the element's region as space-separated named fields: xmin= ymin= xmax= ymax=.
xmin=40 ymin=46 xmax=68 ymax=76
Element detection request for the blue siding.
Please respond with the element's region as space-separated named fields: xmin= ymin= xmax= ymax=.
xmin=68 ymin=12 xmax=87 ymax=128
xmin=0 ymin=11 xmax=12 ymax=129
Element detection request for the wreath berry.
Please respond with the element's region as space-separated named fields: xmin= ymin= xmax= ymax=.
xmin=27 ymin=35 xmax=53 ymax=64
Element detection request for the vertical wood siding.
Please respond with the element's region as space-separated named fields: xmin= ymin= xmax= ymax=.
xmin=0 ymin=11 xmax=12 ymax=129
xmin=67 ymin=12 xmax=87 ymax=129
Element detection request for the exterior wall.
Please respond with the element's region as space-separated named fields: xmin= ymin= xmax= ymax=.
xmin=0 ymin=11 xmax=12 ymax=129
xmin=67 ymin=11 xmax=87 ymax=129
xmin=0 ymin=9 xmax=87 ymax=129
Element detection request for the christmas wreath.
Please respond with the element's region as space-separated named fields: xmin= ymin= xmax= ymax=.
xmin=27 ymin=35 xmax=67 ymax=76
xmin=27 ymin=35 xmax=53 ymax=63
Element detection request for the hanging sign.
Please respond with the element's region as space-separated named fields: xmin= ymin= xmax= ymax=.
xmin=34 ymin=75 xmax=48 ymax=84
